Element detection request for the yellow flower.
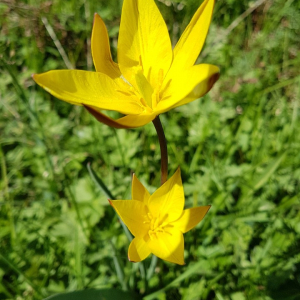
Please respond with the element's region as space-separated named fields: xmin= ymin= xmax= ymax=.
xmin=33 ymin=0 xmax=219 ymax=128
xmin=109 ymin=168 xmax=210 ymax=265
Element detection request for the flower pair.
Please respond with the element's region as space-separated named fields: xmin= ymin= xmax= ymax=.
xmin=33 ymin=0 xmax=217 ymax=265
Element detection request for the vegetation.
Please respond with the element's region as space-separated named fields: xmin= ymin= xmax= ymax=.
xmin=0 ymin=0 xmax=299 ymax=299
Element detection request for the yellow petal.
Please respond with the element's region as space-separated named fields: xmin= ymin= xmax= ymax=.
xmin=170 ymin=0 xmax=215 ymax=73
xmin=171 ymin=71 xmax=220 ymax=109
xmin=157 ymin=64 xmax=220 ymax=113
xmin=172 ymin=206 xmax=211 ymax=233
xmin=148 ymin=168 xmax=184 ymax=222
xmin=109 ymin=200 xmax=149 ymax=238
xmin=132 ymin=174 xmax=150 ymax=203
xmin=84 ymin=105 xmax=156 ymax=128
xmin=118 ymin=0 xmax=172 ymax=88
xmin=147 ymin=227 xmax=184 ymax=265
xmin=91 ymin=13 xmax=121 ymax=78
xmin=33 ymin=70 xmax=144 ymax=115
xmin=128 ymin=237 xmax=151 ymax=262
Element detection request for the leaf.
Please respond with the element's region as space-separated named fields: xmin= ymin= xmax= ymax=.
xmin=45 ymin=289 xmax=138 ymax=300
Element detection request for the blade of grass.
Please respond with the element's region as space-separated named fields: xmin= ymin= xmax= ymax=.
xmin=146 ymin=255 xmax=158 ymax=280
xmin=260 ymin=76 xmax=300 ymax=96
xmin=64 ymin=181 xmax=89 ymax=241
xmin=84 ymin=0 xmax=92 ymax=70
xmin=0 ymin=253 xmax=45 ymax=298
xmin=87 ymin=162 xmax=132 ymax=241
xmin=0 ymin=281 xmax=14 ymax=299
xmin=75 ymin=224 xmax=84 ymax=289
xmin=0 ymin=145 xmax=16 ymax=245
xmin=189 ymin=143 xmax=202 ymax=173
xmin=109 ymin=240 xmax=128 ymax=291
xmin=252 ymin=151 xmax=287 ymax=191
xmin=87 ymin=162 xmax=114 ymax=199
xmin=113 ymin=128 xmax=126 ymax=168
xmin=41 ymin=17 xmax=74 ymax=70
xmin=143 ymin=261 xmax=214 ymax=300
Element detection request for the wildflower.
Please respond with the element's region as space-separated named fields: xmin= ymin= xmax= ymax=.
xmin=109 ymin=168 xmax=210 ymax=265
xmin=33 ymin=0 xmax=219 ymax=128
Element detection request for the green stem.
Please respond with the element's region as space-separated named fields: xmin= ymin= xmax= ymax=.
xmin=152 ymin=116 xmax=168 ymax=185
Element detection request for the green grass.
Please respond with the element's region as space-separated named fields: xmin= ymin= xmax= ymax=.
xmin=0 ymin=0 xmax=300 ymax=299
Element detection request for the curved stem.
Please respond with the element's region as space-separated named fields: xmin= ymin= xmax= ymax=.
xmin=152 ymin=116 xmax=168 ymax=185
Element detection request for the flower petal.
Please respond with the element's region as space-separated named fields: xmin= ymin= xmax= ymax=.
xmin=84 ymin=105 xmax=156 ymax=128
xmin=170 ymin=71 xmax=219 ymax=109
xmin=132 ymin=174 xmax=150 ymax=203
xmin=147 ymin=227 xmax=184 ymax=265
xmin=91 ymin=13 xmax=121 ymax=78
xmin=172 ymin=206 xmax=211 ymax=233
xmin=170 ymin=0 xmax=215 ymax=73
xmin=148 ymin=168 xmax=184 ymax=222
xmin=33 ymin=70 xmax=144 ymax=115
xmin=128 ymin=237 xmax=151 ymax=262
xmin=118 ymin=0 xmax=172 ymax=88
xmin=157 ymin=64 xmax=220 ymax=113
xmin=109 ymin=200 xmax=149 ymax=238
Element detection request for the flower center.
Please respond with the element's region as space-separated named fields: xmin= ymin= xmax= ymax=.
xmin=144 ymin=212 xmax=171 ymax=239
xmin=120 ymin=57 xmax=165 ymax=114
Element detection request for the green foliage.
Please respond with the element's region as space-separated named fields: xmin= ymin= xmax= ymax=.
xmin=0 ymin=0 xmax=300 ymax=299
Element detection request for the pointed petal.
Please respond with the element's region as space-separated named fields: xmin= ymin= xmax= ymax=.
xmin=91 ymin=13 xmax=121 ymax=78
xmin=132 ymin=174 xmax=151 ymax=203
xmin=128 ymin=237 xmax=151 ymax=262
xmin=84 ymin=105 xmax=156 ymax=128
xmin=118 ymin=0 xmax=172 ymax=87
xmin=172 ymin=206 xmax=211 ymax=233
xmin=157 ymin=64 xmax=220 ymax=113
xmin=147 ymin=227 xmax=185 ymax=265
xmin=171 ymin=71 xmax=219 ymax=109
xmin=109 ymin=200 xmax=149 ymax=238
xmin=171 ymin=0 xmax=215 ymax=72
xmin=33 ymin=70 xmax=144 ymax=115
xmin=148 ymin=168 xmax=184 ymax=222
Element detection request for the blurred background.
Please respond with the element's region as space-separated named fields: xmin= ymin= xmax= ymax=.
xmin=0 ymin=0 xmax=299 ymax=299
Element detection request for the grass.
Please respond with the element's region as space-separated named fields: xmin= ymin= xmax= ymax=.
xmin=0 ymin=0 xmax=300 ymax=299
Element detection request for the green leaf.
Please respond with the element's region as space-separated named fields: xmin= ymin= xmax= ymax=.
xmin=45 ymin=289 xmax=138 ymax=300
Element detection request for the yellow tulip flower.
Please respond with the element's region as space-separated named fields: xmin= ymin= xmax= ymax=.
xmin=109 ymin=168 xmax=210 ymax=265
xmin=33 ymin=0 xmax=219 ymax=128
